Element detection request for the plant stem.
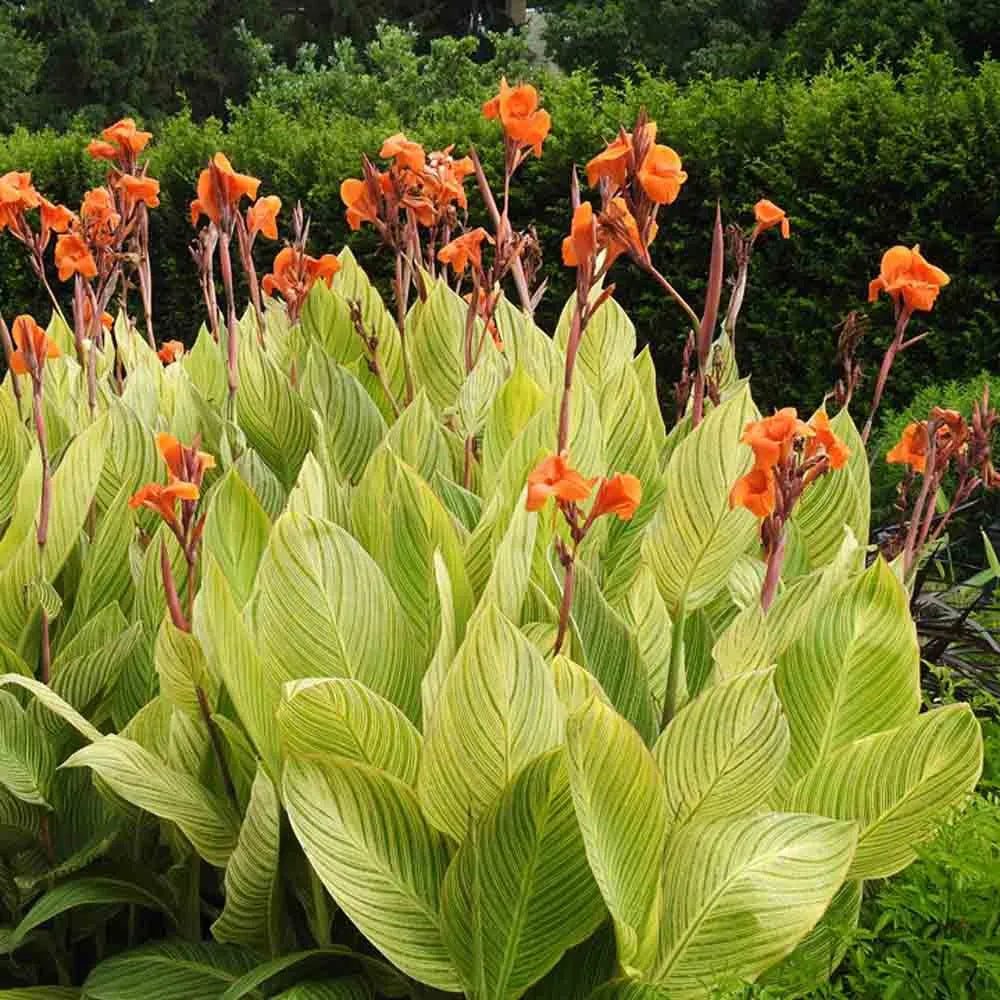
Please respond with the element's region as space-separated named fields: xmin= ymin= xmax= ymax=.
xmin=862 ymin=306 xmax=912 ymax=445
xmin=556 ymin=295 xmax=585 ymax=454
xmin=902 ymin=426 xmax=939 ymax=580
xmin=644 ymin=262 xmax=702 ymax=331
xmin=217 ymin=228 xmax=240 ymax=411
xmin=553 ymin=556 xmax=575 ymax=656
xmin=160 ymin=538 xmax=190 ymax=632
xmin=760 ymin=527 xmax=786 ymax=611
xmin=0 ymin=313 xmax=24 ymax=418
xmin=393 ymin=252 xmax=415 ymax=406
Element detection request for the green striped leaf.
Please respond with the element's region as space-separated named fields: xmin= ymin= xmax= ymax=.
xmin=82 ymin=941 xmax=258 ymax=999
xmin=775 ymin=557 xmax=920 ymax=791
xmin=203 ymin=467 xmax=271 ymax=610
xmin=565 ymin=697 xmax=668 ymax=975
xmin=555 ymin=293 xmax=636 ymax=395
xmin=194 ymin=557 xmax=281 ymax=776
xmin=284 ymin=757 xmax=461 ymax=992
xmin=786 ymin=704 xmax=983 ymax=879
xmin=792 ymin=408 xmax=869 ymax=571
xmin=183 ymin=325 xmax=228 ymax=406
xmin=570 ymin=563 xmax=657 ymax=745
xmin=632 ymin=347 xmax=666 ymax=451
xmin=63 ymin=735 xmax=240 ymax=867
xmin=0 ymin=673 xmax=103 ymax=742
xmin=418 ymin=604 xmax=564 ymax=843
xmin=586 ymin=982 xmax=673 ymax=1000
xmin=489 ymin=294 xmax=560 ymax=392
xmin=252 ymin=512 xmax=417 ymax=720
xmin=653 ymin=670 xmax=788 ymax=827
xmin=0 ymin=443 xmax=42 ymax=570
xmin=0 ymin=389 xmax=30 ymax=525
xmin=300 ymin=353 xmax=386 ymax=484
xmin=212 ymin=767 xmax=283 ymax=954
xmin=384 ymin=390 xmax=454 ymax=484
xmin=758 ymin=880 xmax=862 ymax=996
xmin=236 ymin=335 xmax=313 ymax=488
xmin=278 ymin=678 xmax=422 ymax=786
xmin=649 ymin=813 xmax=857 ymax=995
xmin=552 ymin=655 xmax=612 ymax=715
xmin=2 ymin=877 xmax=176 ymax=954
xmin=155 ymin=618 xmax=216 ymax=718
xmin=421 ymin=552 xmax=458 ymax=727
xmin=96 ymin=399 xmax=159 ymax=512
xmin=273 ymin=979 xmax=371 ymax=1000
xmin=711 ymin=603 xmax=772 ymax=680
xmin=481 ymin=364 xmax=545 ymax=497
xmin=599 ymin=361 xmax=659 ymax=486
xmin=234 ymin=448 xmax=285 ymax=521
xmin=441 ymin=748 xmax=606 ymax=999
xmin=409 ymin=278 xmax=469 ymax=412
xmin=0 ymin=689 xmax=55 ymax=806
xmin=643 ymin=384 xmax=758 ymax=613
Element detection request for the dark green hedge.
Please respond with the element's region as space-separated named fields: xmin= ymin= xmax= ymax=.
xmin=2 ymin=36 xmax=999 ymax=417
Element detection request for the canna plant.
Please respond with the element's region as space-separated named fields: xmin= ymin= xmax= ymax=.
xmin=0 ymin=91 xmax=988 ymax=1000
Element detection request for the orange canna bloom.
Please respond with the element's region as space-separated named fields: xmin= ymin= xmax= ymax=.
xmin=0 ymin=171 xmax=41 ymax=212
xmin=54 ymin=233 xmax=98 ymax=282
xmin=591 ymin=473 xmax=642 ymax=521
xmin=637 ymin=145 xmax=688 ymax=205
xmin=600 ymin=197 xmax=646 ymax=266
xmin=401 ymin=193 xmax=436 ymax=227
xmin=805 ymin=410 xmax=849 ymax=469
xmin=81 ymin=186 xmax=121 ymax=231
xmin=118 ymin=174 xmax=160 ymax=209
xmin=191 ymin=153 xmax=261 ymax=226
xmin=586 ymin=133 xmax=633 ymax=190
xmin=868 ymin=245 xmax=950 ymax=313
xmin=562 ymin=201 xmax=597 ymax=268
xmin=82 ymin=298 xmax=113 ymax=332
xmin=741 ymin=408 xmax=813 ymax=468
xmin=128 ymin=480 xmax=199 ymax=526
xmin=262 ymin=246 xmax=341 ymax=308
xmin=157 ymin=340 xmax=185 ymax=364
xmin=526 ymin=453 xmax=597 ymax=512
xmin=438 ymin=227 xmax=490 ymax=274
xmin=484 ymin=77 xmax=551 ymax=156
xmin=380 ymin=133 xmax=427 ymax=173
xmin=8 ymin=314 xmax=60 ymax=376
xmin=247 ymin=195 xmax=281 ymax=239
xmin=886 ymin=422 xmax=929 ymax=473
xmin=729 ymin=465 xmax=776 ymax=519
xmin=754 ymin=199 xmax=790 ymax=239
xmin=39 ymin=197 xmax=73 ymax=236
xmin=156 ymin=432 xmax=215 ymax=483
xmin=931 ymin=406 xmax=967 ymax=454
xmin=102 ymin=118 xmax=152 ymax=155
xmin=87 ymin=140 xmax=119 ymax=162
xmin=340 ymin=177 xmax=380 ymax=231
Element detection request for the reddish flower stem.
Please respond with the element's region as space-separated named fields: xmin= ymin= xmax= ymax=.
xmin=862 ymin=306 xmax=912 ymax=445
xmin=136 ymin=205 xmax=156 ymax=347
xmin=217 ymin=228 xmax=240 ymax=410
xmin=553 ymin=553 xmax=576 ymax=656
xmin=760 ymin=526 xmax=786 ymax=611
xmin=160 ymin=537 xmax=190 ymax=632
xmin=0 ymin=313 xmax=24 ymax=418
xmin=556 ymin=297 xmax=584 ymax=456
xmin=901 ymin=421 xmax=940 ymax=579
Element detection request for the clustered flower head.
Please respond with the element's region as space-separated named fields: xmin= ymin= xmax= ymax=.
xmin=262 ymin=245 xmax=341 ymax=320
xmin=339 ymin=133 xmax=476 ymax=240
xmin=129 ymin=433 xmax=214 ymax=530
xmin=869 ymin=244 xmax=950 ymax=314
xmin=482 ymin=78 xmax=552 ymax=159
xmin=7 ymin=314 xmax=60 ymax=378
xmin=190 ymin=153 xmax=261 ymax=230
xmin=730 ymin=408 xmax=849 ymax=521
xmin=526 ymin=452 xmax=642 ymax=524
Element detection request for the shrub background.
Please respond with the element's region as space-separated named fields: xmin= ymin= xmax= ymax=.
xmin=2 ymin=30 xmax=999 ymax=419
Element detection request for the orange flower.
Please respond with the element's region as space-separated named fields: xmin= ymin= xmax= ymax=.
xmin=54 ymin=233 xmax=97 ymax=281
xmin=586 ymin=133 xmax=633 ymax=189
xmin=591 ymin=474 xmax=642 ymax=521
xmin=886 ymin=422 xmax=929 ymax=473
xmin=191 ymin=153 xmax=261 ymax=226
xmin=868 ymin=245 xmax=950 ymax=313
xmin=931 ymin=406 xmax=967 ymax=454
xmin=102 ymin=118 xmax=152 ymax=155
xmin=0 ymin=171 xmax=41 ymax=212
xmin=156 ymin=432 xmax=215 ymax=483
xmin=637 ymin=145 xmax=687 ymax=205
xmin=729 ymin=465 xmax=776 ymax=518
xmin=438 ymin=228 xmax=490 ymax=274
xmin=600 ymin=197 xmax=646 ymax=266
xmin=82 ymin=299 xmax=113 ymax=332
xmin=157 ymin=340 xmax=185 ymax=365
xmin=805 ymin=410 xmax=849 ymax=469
xmin=562 ymin=201 xmax=597 ymax=268
xmin=525 ymin=453 xmax=596 ymax=511
xmin=401 ymin=193 xmax=436 ymax=227
xmin=128 ymin=480 xmax=199 ymax=526
xmin=39 ymin=198 xmax=73 ymax=236
xmin=87 ymin=140 xmax=119 ymax=162
xmin=483 ymin=77 xmax=551 ymax=157
xmin=81 ymin=187 xmax=121 ymax=231
xmin=8 ymin=314 xmax=60 ymax=376
xmin=118 ymin=174 xmax=160 ymax=209
xmin=754 ymin=199 xmax=790 ymax=239
xmin=262 ymin=246 xmax=341 ymax=309
xmin=428 ymin=149 xmax=475 ymax=210
xmin=380 ymin=133 xmax=427 ymax=173
xmin=246 ymin=195 xmax=281 ymax=240
xmin=740 ymin=408 xmax=813 ymax=468
xmin=340 ymin=177 xmax=380 ymax=231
